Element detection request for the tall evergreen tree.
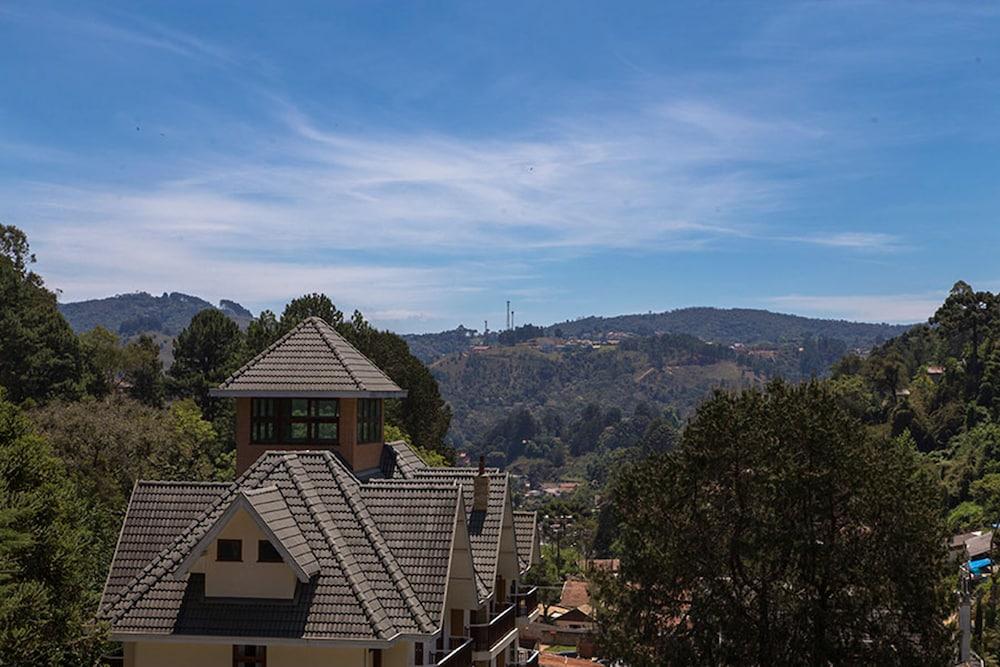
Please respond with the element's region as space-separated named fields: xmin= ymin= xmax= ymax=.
xmin=168 ymin=309 xmax=243 ymax=422
xmin=0 ymin=225 xmax=82 ymax=404
xmin=123 ymin=334 xmax=165 ymax=407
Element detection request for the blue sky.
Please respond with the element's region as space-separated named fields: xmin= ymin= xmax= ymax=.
xmin=2 ymin=2 xmax=999 ymax=333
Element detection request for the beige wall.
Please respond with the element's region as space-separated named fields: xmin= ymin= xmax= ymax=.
xmin=235 ymin=397 xmax=385 ymax=475
xmin=189 ymin=508 xmax=298 ymax=599
xmin=127 ymin=641 xmax=410 ymax=667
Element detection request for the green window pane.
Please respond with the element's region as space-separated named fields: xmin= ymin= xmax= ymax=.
xmin=291 ymin=399 xmax=309 ymax=417
xmin=317 ymin=422 xmax=338 ymax=442
xmin=289 ymin=423 xmax=308 ymax=441
xmin=316 ymin=399 xmax=338 ymax=417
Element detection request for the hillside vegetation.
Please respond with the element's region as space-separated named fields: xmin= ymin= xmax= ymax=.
xmin=404 ymin=307 xmax=910 ymax=363
xmin=58 ymin=291 xmax=253 ymax=337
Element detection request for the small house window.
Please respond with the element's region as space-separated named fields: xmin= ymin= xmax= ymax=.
xmin=414 ymin=642 xmax=424 ymax=666
xmin=357 ymin=399 xmax=382 ymax=443
xmin=250 ymin=398 xmax=339 ymax=445
xmin=217 ymin=539 xmax=242 ymax=562
xmin=250 ymin=398 xmax=277 ymax=443
xmin=233 ymin=645 xmax=266 ymax=667
xmin=257 ymin=540 xmax=282 ymax=563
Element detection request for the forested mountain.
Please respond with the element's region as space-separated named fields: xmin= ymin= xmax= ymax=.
xmin=551 ymin=307 xmax=909 ymax=346
xmin=436 ymin=332 xmax=851 ymax=463
xmin=58 ymin=292 xmax=254 ymax=337
xmin=403 ymin=307 xmax=911 ymax=364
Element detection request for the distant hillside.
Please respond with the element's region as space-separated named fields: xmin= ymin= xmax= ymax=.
xmin=404 ymin=307 xmax=913 ymax=364
xmin=548 ymin=307 xmax=911 ymax=346
xmin=58 ymin=292 xmax=254 ymax=337
xmin=434 ymin=332 xmax=850 ymax=451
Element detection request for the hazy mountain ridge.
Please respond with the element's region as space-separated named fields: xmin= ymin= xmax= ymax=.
xmin=58 ymin=292 xmax=254 ymax=337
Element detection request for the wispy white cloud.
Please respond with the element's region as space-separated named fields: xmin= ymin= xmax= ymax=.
xmin=0 ymin=5 xmax=235 ymax=66
xmin=777 ymin=231 xmax=902 ymax=251
xmin=1 ymin=91 xmax=902 ymax=325
xmin=767 ymin=292 xmax=940 ymax=324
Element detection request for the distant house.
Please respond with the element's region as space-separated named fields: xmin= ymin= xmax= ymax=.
xmin=540 ymin=482 xmax=579 ymax=497
xmin=99 ymin=317 xmax=541 ymax=667
xmin=580 ymin=558 xmax=620 ymax=574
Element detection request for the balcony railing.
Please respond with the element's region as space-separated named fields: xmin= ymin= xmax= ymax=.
xmin=433 ymin=638 xmax=472 ymax=667
xmin=470 ymin=603 xmax=516 ymax=652
xmin=512 ymin=648 xmax=540 ymax=667
xmin=513 ymin=586 xmax=538 ymax=618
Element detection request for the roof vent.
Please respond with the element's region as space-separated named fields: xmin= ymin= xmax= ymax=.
xmin=473 ymin=455 xmax=489 ymax=512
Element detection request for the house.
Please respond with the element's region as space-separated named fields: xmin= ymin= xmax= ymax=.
xmin=100 ymin=317 xmax=541 ymax=667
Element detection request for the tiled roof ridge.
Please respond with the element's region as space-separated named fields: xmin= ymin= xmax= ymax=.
xmin=311 ymin=318 xmax=363 ymax=390
xmin=223 ymin=318 xmax=310 ymax=386
xmin=317 ymin=453 xmax=436 ymax=635
xmin=310 ymin=317 xmax=400 ymax=391
xmin=106 ymin=456 xmax=283 ymax=622
xmin=281 ymin=454 xmax=397 ymax=639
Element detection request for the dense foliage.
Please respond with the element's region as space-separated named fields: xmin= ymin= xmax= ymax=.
xmin=0 ymin=391 xmax=105 ymax=666
xmin=594 ymin=381 xmax=953 ymax=666
xmin=0 ymin=225 xmax=82 ymax=404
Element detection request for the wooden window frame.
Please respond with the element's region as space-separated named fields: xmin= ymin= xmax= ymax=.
xmin=217 ymin=539 xmax=242 ymax=562
xmin=257 ymin=540 xmax=283 ymax=563
xmin=250 ymin=398 xmax=339 ymax=446
xmin=357 ymin=398 xmax=382 ymax=444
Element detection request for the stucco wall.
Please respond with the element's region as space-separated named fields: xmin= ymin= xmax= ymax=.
xmin=189 ymin=507 xmax=299 ymax=599
xmin=127 ymin=641 xmax=409 ymax=667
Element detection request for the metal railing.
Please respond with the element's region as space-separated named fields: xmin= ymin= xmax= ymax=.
xmin=513 ymin=586 xmax=538 ymax=618
xmin=433 ymin=638 xmax=473 ymax=667
xmin=512 ymin=647 xmax=540 ymax=667
xmin=469 ymin=603 xmax=516 ymax=652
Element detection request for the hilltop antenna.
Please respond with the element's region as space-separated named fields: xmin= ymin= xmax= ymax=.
xmin=506 ymin=300 xmax=510 ymax=331
xmin=511 ymin=310 xmax=515 ymax=329
xmin=484 ymin=320 xmax=488 ymax=335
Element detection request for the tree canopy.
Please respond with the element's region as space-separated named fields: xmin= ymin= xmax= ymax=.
xmin=594 ymin=380 xmax=952 ymax=666
xmin=0 ymin=224 xmax=82 ymax=404
xmin=0 ymin=390 xmax=105 ymax=665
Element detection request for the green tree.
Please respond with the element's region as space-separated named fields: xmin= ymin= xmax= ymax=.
xmin=279 ymin=293 xmax=343 ymax=332
xmin=0 ymin=225 xmax=82 ymax=404
xmin=594 ymin=381 xmax=952 ymax=666
xmin=0 ymin=390 xmax=105 ymax=665
xmin=79 ymin=326 xmax=124 ymax=398
xmin=930 ymin=281 xmax=998 ymax=397
xmin=168 ymin=308 xmax=244 ymax=421
xmin=245 ymin=309 xmax=280 ymax=358
xmin=123 ymin=334 xmax=165 ymax=407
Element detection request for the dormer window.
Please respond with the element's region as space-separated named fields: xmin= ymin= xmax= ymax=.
xmin=257 ymin=540 xmax=282 ymax=563
xmin=250 ymin=398 xmax=339 ymax=445
xmin=217 ymin=539 xmax=242 ymax=562
xmin=357 ymin=398 xmax=382 ymax=443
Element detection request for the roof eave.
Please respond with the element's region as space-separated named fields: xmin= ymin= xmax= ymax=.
xmin=209 ymin=389 xmax=408 ymax=399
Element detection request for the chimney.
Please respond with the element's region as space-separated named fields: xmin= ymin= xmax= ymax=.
xmin=473 ymin=455 xmax=489 ymax=512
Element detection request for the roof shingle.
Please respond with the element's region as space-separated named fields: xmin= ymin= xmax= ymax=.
xmin=211 ymin=317 xmax=406 ymax=397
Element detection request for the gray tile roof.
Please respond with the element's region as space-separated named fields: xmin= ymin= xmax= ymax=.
xmin=211 ymin=317 xmax=406 ymax=397
xmin=100 ymin=451 xmax=458 ymax=642
xmin=383 ymin=440 xmax=426 ymax=479
xmin=513 ymin=511 xmax=538 ymax=573
xmin=100 ymin=441 xmax=541 ymax=643
xmin=174 ymin=485 xmax=320 ymax=582
xmin=377 ymin=441 xmax=530 ymax=598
